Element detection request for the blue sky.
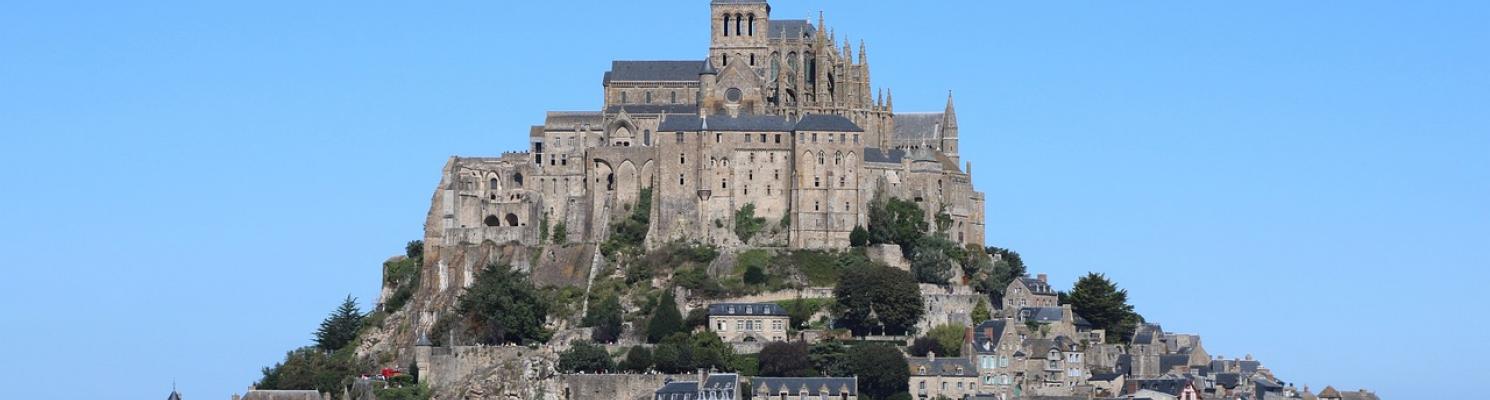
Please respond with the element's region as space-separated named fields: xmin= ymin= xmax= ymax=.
xmin=1 ymin=1 xmax=1485 ymax=398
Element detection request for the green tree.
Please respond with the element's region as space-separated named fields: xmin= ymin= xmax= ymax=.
xmin=834 ymin=263 xmax=923 ymax=335
xmin=743 ymin=263 xmax=767 ymax=285
xmin=455 ymin=264 xmax=550 ymax=345
xmin=539 ymin=213 xmax=550 ymax=244
xmin=653 ymin=333 xmax=693 ymax=373
xmin=646 ymin=289 xmax=684 ymax=343
xmin=257 ymin=347 xmax=369 ymax=394
xmin=849 ymin=225 xmax=869 ymax=247
xmin=583 ymin=293 xmax=623 ymax=343
xmin=552 ymin=222 xmax=567 ymax=245
xmin=783 ymin=298 xmax=816 ymax=329
xmin=314 ymin=295 xmax=365 ymax=351
xmin=690 ymin=331 xmax=736 ymax=372
xmin=620 ymin=345 xmax=654 ymax=373
xmin=759 ymin=341 xmax=814 ymax=377
xmin=908 ymin=337 xmax=943 ymax=357
xmin=910 ymin=236 xmax=956 ymax=284
xmin=981 ymin=246 xmax=1027 ymax=302
xmin=405 ymin=240 xmax=424 ymax=260
xmin=971 ymin=299 xmax=991 ymax=323
xmin=557 ymin=341 xmax=616 ymax=373
xmin=926 ymin=324 xmax=965 ymax=357
xmin=733 ymin=203 xmax=768 ymax=243
xmin=808 ymin=340 xmax=852 ymax=377
xmin=848 ymin=343 xmax=909 ymax=400
xmin=1067 ymin=272 xmax=1143 ymax=343
xmin=866 ymin=195 xmax=927 ymax=256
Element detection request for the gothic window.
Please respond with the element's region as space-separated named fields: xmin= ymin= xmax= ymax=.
xmin=818 ymin=151 xmax=825 ymax=164
xmin=735 ymin=13 xmax=743 ymax=36
xmin=671 ymin=91 xmax=677 ymax=103
xmin=489 ymin=178 xmax=498 ymax=191
xmin=643 ymin=130 xmax=651 ymax=146
xmin=835 ymin=151 xmax=842 ymax=165
xmin=748 ymin=14 xmax=755 ymax=36
xmin=723 ymin=14 xmax=730 ymax=36
xmin=620 ymin=92 xmax=627 ymax=103
xmin=505 ymin=213 xmax=519 ymax=227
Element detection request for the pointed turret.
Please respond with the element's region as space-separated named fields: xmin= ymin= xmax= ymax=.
xmin=859 ymin=40 xmax=867 ymax=65
xmin=941 ymin=90 xmax=960 ymax=166
xmin=886 ymin=88 xmax=894 ymax=111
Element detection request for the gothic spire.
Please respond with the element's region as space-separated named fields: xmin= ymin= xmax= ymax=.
xmin=943 ymin=90 xmax=957 ymax=130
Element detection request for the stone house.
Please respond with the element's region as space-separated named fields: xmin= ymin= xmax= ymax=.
xmin=749 ymin=377 xmax=858 ymax=400
xmin=1001 ymin=274 xmax=1057 ymax=312
xmin=1019 ymin=336 xmax=1088 ymax=396
xmin=707 ymin=303 xmax=789 ymax=343
xmin=907 ymin=353 xmax=978 ymax=400
xmin=1124 ymin=377 xmax=1201 ymax=400
xmin=970 ymin=319 xmax=1021 ymax=399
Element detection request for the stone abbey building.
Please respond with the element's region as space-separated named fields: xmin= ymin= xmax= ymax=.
xmin=424 ymin=0 xmax=986 ymax=271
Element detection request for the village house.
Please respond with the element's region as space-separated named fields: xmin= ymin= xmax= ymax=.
xmin=653 ymin=372 xmax=740 ymax=400
xmin=970 ymin=319 xmax=1021 ymax=399
xmin=907 ymin=352 xmax=978 ymax=400
xmin=707 ymin=303 xmax=789 ymax=343
xmin=750 ymin=377 xmax=858 ymax=400
xmin=1001 ymin=274 xmax=1058 ymax=312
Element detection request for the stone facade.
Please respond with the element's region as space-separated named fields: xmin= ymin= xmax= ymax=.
xmin=1001 ymin=274 xmax=1058 ymax=312
xmin=707 ymin=303 xmax=790 ymax=343
xmin=908 ymin=354 xmax=978 ymax=400
xmin=418 ymin=0 xmax=987 ymax=317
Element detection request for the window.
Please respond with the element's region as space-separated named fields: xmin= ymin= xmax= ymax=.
xmin=671 ymin=91 xmax=678 ymax=104
xmin=677 ymin=132 xmax=685 ymax=144
xmin=744 ymin=185 xmax=749 ymax=195
xmin=748 ymin=170 xmax=754 ymax=180
xmin=775 ymin=134 xmax=782 ymax=143
xmin=766 ymin=185 xmax=771 ymax=195
xmin=748 ymin=13 xmax=755 ymax=36
xmin=645 ymin=91 xmax=652 ymax=104
xmin=750 ymin=53 xmax=755 ymax=66
xmin=643 ymin=130 xmax=651 ymax=146
xmin=812 ymin=133 xmax=818 ymax=143
xmin=840 ymin=133 xmax=846 ymax=143
xmin=735 ymin=13 xmax=742 ymax=36
xmin=818 ymin=152 xmax=824 ymax=164
xmin=814 ymin=176 xmax=820 ymax=187
xmin=620 ymin=92 xmax=627 ymax=103
xmin=760 ymin=134 xmax=766 ymax=143
xmin=749 ymin=153 xmax=755 ymax=162
xmin=680 ymin=153 xmax=686 ymax=164
xmin=774 ymin=170 xmax=779 ymax=180
xmin=737 ymin=321 xmax=744 ymax=330
xmin=814 ymin=201 xmax=819 ymax=211
xmin=853 ymin=134 xmax=860 ymax=144
xmin=844 ymin=202 xmax=849 ymax=211
xmin=679 ymin=174 xmax=685 ymax=185
xmin=769 ymin=153 xmax=775 ymax=162
xmin=721 ymin=179 xmax=727 ymax=189
xmin=799 ymin=133 xmax=805 ymax=143
xmin=723 ymin=14 xmax=730 ymax=36
xmin=839 ymin=176 xmax=845 ymax=187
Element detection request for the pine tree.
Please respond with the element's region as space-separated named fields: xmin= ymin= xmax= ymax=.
xmin=646 ymin=289 xmax=684 ymax=343
xmin=1067 ymin=272 xmax=1143 ymax=343
xmin=971 ymin=298 xmax=992 ymax=322
xmin=314 ymin=295 xmax=364 ymax=351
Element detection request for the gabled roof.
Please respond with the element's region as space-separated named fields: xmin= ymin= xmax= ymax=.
xmin=655 ymin=381 xmax=699 ymax=400
xmin=1020 ymin=307 xmax=1064 ymax=323
xmin=751 ymin=377 xmax=857 ymax=396
xmin=605 ymin=104 xmax=698 ymax=115
xmin=708 ymin=303 xmax=787 ymax=316
xmin=1132 ymin=323 xmax=1164 ymax=345
xmin=768 ymin=19 xmax=816 ymax=39
xmin=972 ymin=319 xmax=1009 ymax=354
xmin=907 ymin=357 xmax=977 ymax=377
xmin=544 ymin=111 xmax=603 ymax=131
xmin=1016 ymin=275 xmax=1056 ymax=295
xmin=795 ymin=114 xmax=864 ymax=132
xmin=1127 ymin=378 xmax=1192 ymax=397
xmin=604 ymin=60 xmax=706 ymax=83
xmin=701 ymin=373 xmax=739 ymax=391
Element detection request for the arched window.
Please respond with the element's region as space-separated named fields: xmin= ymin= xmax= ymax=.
xmin=748 ymin=14 xmax=755 ymax=36
xmin=513 ymin=172 xmax=524 ymax=187
xmin=484 ymin=215 xmax=500 ymax=227
xmin=644 ymin=129 xmax=651 ymax=146
xmin=735 ymin=13 xmax=742 ymax=36
xmin=505 ymin=213 xmax=519 ymax=227
xmin=818 ymin=151 xmax=825 ymax=164
xmin=489 ymin=178 xmax=498 ymax=191
xmin=835 ymin=151 xmax=842 ymax=165
xmin=723 ymin=14 xmax=731 ymax=36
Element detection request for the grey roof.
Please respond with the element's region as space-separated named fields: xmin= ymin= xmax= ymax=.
xmin=544 ymin=111 xmax=602 ymax=131
xmin=769 ymin=19 xmax=816 ymax=39
xmin=1216 ymin=373 xmax=1241 ymax=388
xmin=795 ymin=114 xmax=864 ymax=132
xmin=241 ymin=391 xmax=322 ymax=400
xmin=751 ymin=377 xmax=857 ymax=396
xmin=1239 ymin=360 xmax=1261 ymax=374
xmin=1133 ymin=324 xmax=1164 ymax=346
xmin=606 ymin=104 xmax=698 ymax=114
xmin=1090 ymin=373 xmax=1124 ymax=382
xmin=167 ymin=390 xmax=182 ymax=400
xmin=1128 ymin=378 xmax=1191 ymax=397
xmin=1020 ymin=307 xmax=1064 ymax=323
xmin=605 ymin=60 xmax=706 ymax=83
xmin=1025 ymin=336 xmax=1081 ymax=358
xmin=1018 ymin=275 xmax=1056 ymax=295
xmin=702 ymin=373 xmax=739 ymax=392
xmin=1074 ymin=314 xmax=1092 ymax=328
xmin=892 ymin=112 xmax=944 ymax=141
xmin=907 ymin=356 xmax=977 ymax=377
xmin=1160 ymin=354 xmax=1190 ymax=373
xmin=1115 ymin=354 xmax=1133 ymax=376
xmin=655 ymin=381 xmax=698 ymax=400
xmin=862 ymin=147 xmax=905 ymax=163
xmin=972 ymin=319 xmax=1008 ymax=354
xmin=659 ymin=114 xmax=793 ymax=132
xmin=708 ymin=303 xmax=787 ymax=316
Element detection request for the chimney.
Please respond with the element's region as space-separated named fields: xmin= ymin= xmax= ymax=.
xmin=1037 ymin=274 xmax=1047 ymax=283
xmin=697 ymin=368 xmax=706 ymax=385
xmin=928 ymin=351 xmax=936 ymax=362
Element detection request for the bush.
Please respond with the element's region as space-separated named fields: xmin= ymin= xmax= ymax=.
xmin=909 ymin=337 xmax=942 ymax=357
xmin=759 ymin=341 xmax=814 ymax=377
xmin=848 ymin=343 xmax=909 ymax=400
xmin=405 ymin=240 xmax=423 ymax=260
xmin=620 ymin=346 xmax=653 ymax=373
xmin=601 ymin=188 xmax=653 ymax=258
xmin=849 ymin=225 xmax=869 ymax=247
xmin=926 ymin=324 xmax=965 ymax=357
xmin=256 ymin=346 xmax=370 ymax=394
xmin=552 ymin=222 xmax=567 ymax=245
xmin=583 ymin=293 xmax=623 ymax=343
xmin=646 ymin=290 xmax=684 ymax=343
xmin=834 ymin=263 xmax=923 ymax=335
xmin=866 ymin=195 xmax=927 ymax=257
xmin=733 ymin=203 xmax=768 ymax=243
xmin=558 ymin=341 xmax=616 ymax=373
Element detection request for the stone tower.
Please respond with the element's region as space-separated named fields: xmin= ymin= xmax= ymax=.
xmin=941 ymin=91 xmax=960 ymax=166
xmin=710 ymin=0 xmax=770 ymax=73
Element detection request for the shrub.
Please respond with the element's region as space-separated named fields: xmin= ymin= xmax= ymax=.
xmin=849 ymin=225 xmax=869 ymax=247
xmin=558 ymin=341 xmax=616 ymax=373
xmin=455 ymin=264 xmax=550 ymax=345
xmin=759 ymin=341 xmax=814 ymax=377
xmin=583 ymin=294 xmax=623 ymax=343
xmin=620 ymin=345 xmax=653 ymax=373
xmin=646 ymin=290 xmax=684 ymax=343
xmin=552 ymin=222 xmax=567 ymax=245
xmin=733 ymin=203 xmax=768 ymax=243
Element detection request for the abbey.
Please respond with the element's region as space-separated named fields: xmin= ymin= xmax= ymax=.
xmin=425 ymin=0 xmax=984 ymax=259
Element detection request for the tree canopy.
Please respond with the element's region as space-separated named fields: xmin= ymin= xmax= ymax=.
xmin=848 ymin=343 xmax=909 ymax=400
xmin=583 ymin=293 xmax=623 ymax=343
xmin=314 ymin=295 xmax=365 ymax=351
xmin=1067 ymin=272 xmax=1143 ymax=343
xmin=758 ymin=341 xmax=814 ymax=377
xmin=455 ymin=263 xmax=550 ymax=345
xmin=866 ymin=195 xmax=927 ymax=255
xmin=557 ymin=341 xmax=616 ymax=373
xmin=834 ymin=262 xmax=924 ymax=335
xmin=646 ymin=289 xmax=684 ymax=343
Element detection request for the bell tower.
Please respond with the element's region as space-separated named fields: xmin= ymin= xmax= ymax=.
xmin=710 ymin=0 xmax=770 ymax=75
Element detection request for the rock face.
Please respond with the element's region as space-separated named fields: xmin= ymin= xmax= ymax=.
xmin=414 ymin=345 xmax=680 ymax=400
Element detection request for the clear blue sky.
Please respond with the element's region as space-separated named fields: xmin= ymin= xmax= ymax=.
xmin=1 ymin=1 xmax=1485 ymax=399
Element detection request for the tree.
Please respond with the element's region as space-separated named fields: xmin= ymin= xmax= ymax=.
xmin=849 ymin=225 xmax=869 ymax=247
xmin=552 ymin=222 xmax=567 ymax=245
xmin=848 ymin=343 xmax=909 ymax=400
xmin=866 ymin=195 xmax=927 ymax=256
xmin=759 ymin=341 xmax=814 ymax=377
xmin=620 ymin=346 xmax=653 ymax=373
xmin=314 ymin=295 xmax=365 ymax=351
xmin=783 ymin=298 xmax=815 ymax=329
xmin=557 ymin=341 xmax=616 ymax=373
xmin=744 ymin=263 xmax=767 ymax=285
xmin=583 ymin=293 xmax=623 ymax=343
xmin=808 ymin=340 xmax=852 ymax=377
xmin=455 ymin=264 xmax=550 ymax=345
xmin=908 ymin=337 xmax=942 ymax=357
xmin=981 ymin=246 xmax=1027 ymax=302
xmin=971 ymin=299 xmax=991 ymax=323
xmin=257 ymin=346 xmax=369 ymax=394
xmin=910 ymin=236 xmax=956 ymax=284
xmin=405 ymin=240 xmax=423 ymax=260
xmin=926 ymin=324 xmax=965 ymax=357
xmin=654 ymin=332 xmax=694 ymax=373
xmin=690 ymin=331 xmax=736 ymax=373
xmin=647 ymin=289 xmax=684 ymax=343
xmin=835 ymin=263 xmax=923 ymax=335
xmin=733 ymin=203 xmax=768 ymax=243
xmin=1067 ymin=272 xmax=1143 ymax=343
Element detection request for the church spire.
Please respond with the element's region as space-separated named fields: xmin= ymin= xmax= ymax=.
xmin=859 ymin=40 xmax=867 ymax=65
xmin=943 ymin=90 xmax=957 ymax=130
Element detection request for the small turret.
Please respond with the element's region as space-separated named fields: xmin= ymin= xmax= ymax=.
xmin=942 ymin=90 xmax=960 ymax=165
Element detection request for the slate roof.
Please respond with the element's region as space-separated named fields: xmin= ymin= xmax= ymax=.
xmin=658 ymin=114 xmax=794 ymax=132
xmin=544 ymin=111 xmax=603 ymax=131
xmin=606 ymin=104 xmax=698 ymax=114
xmin=1018 ymin=275 xmax=1056 ymax=295
xmin=655 ymin=381 xmax=699 ymax=400
xmin=972 ymin=319 xmax=1008 ymax=354
xmin=701 ymin=373 xmax=739 ymax=393
xmin=604 ymin=60 xmax=706 ymax=83
xmin=795 ymin=114 xmax=864 ymax=132
xmin=1160 ymin=354 xmax=1191 ymax=373
xmin=907 ymin=356 xmax=977 ymax=377
xmin=1127 ymin=378 xmax=1191 ymax=397
xmin=1133 ymin=324 xmax=1164 ymax=346
xmin=1090 ymin=373 xmax=1124 ymax=382
xmin=862 ymin=147 xmax=905 ymax=164
xmin=1020 ymin=307 xmax=1064 ymax=324
xmin=892 ymin=112 xmax=944 ymax=141
xmin=751 ymin=377 xmax=857 ymax=396
xmin=1239 ymin=360 xmax=1261 ymax=374
xmin=708 ymin=303 xmax=787 ymax=317
xmin=1216 ymin=373 xmax=1241 ymax=388
xmin=768 ymin=19 xmax=816 ymax=39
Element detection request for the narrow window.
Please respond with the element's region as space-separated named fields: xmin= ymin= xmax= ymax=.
xmin=620 ymin=92 xmax=627 ymax=103
xmin=814 ymin=201 xmax=819 ymax=211
xmin=814 ymin=176 xmax=820 ymax=187
xmin=748 ymin=14 xmax=755 ymax=36
xmin=723 ymin=14 xmax=730 ymax=36
xmin=760 ymin=134 xmax=766 ymax=143
xmin=643 ymin=130 xmax=651 ymax=146
xmin=677 ymin=132 xmax=685 ymax=144
xmin=774 ymin=170 xmax=779 ymax=180
xmin=716 ymin=133 xmax=722 ymax=143
xmin=722 ymin=179 xmax=727 ymax=189
xmin=766 ymin=185 xmax=771 ymax=195
xmin=812 ymin=133 xmax=818 ymax=143
xmin=680 ymin=153 xmax=686 ymax=164
xmin=671 ymin=91 xmax=678 ymax=103
xmin=644 ymin=91 xmax=652 ymax=104
xmin=744 ymin=185 xmax=749 ymax=195
xmin=745 ymin=134 xmax=752 ymax=143
xmin=748 ymin=170 xmax=754 ymax=180
xmin=735 ymin=13 xmax=742 ymax=35
xmin=723 ymin=54 xmax=728 ymax=66
xmin=750 ymin=53 xmax=755 ymax=66
xmin=775 ymin=134 xmax=782 ymax=143
xmin=839 ymin=176 xmax=845 ymax=187
xmin=844 ymin=202 xmax=850 ymax=211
